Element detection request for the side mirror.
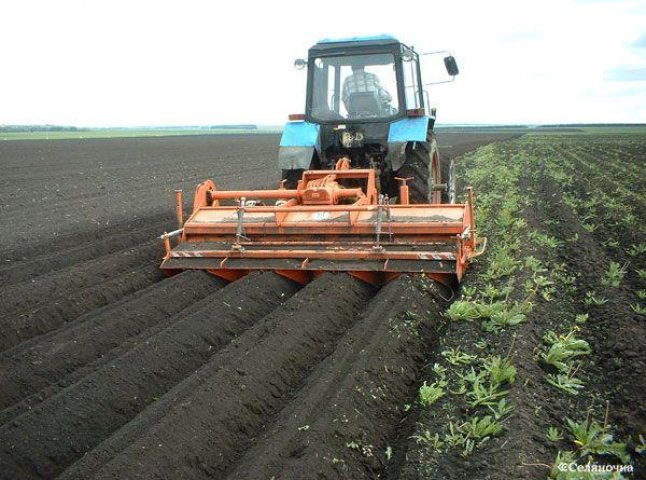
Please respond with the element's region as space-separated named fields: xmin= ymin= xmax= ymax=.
xmin=444 ymin=56 xmax=459 ymax=76
xmin=294 ymin=58 xmax=307 ymax=70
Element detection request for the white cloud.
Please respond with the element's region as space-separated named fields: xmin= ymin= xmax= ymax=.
xmin=1 ymin=0 xmax=645 ymax=125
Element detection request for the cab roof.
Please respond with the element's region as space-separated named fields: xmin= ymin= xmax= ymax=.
xmin=310 ymin=35 xmax=401 ymax=54
xmin=316 ymin=34 xmax=398 ymax=44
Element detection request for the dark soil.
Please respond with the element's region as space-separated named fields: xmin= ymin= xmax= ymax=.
xmin=0 ymin=272 xmax=300 ymax=479
xmin=0 ymin=131 xmax=532 ymax=480
xmin=0 ymin=270 xmax=223 ymax=413
xmin=0 ymin=241 xmax=164 ymax=352
xmin=0 ymin=212 xmax=174 ymax=286
xmin=227 ymin=275 xmax=448 ymax=480
xmin=69 ymin=274 xmax=374 ymax=480
xmin=0 ymin=135 xmax=282 ymax=253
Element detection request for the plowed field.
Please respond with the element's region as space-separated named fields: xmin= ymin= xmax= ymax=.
xmin=1 ymin=130 xmax=643 ymax=479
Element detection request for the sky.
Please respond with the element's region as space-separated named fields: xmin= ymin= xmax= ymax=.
xmin=1 ymin=0 xmax=645 ymax=126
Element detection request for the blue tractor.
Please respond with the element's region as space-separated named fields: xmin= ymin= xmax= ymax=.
xmin=278 ymin=35 xmax=459 ymax=203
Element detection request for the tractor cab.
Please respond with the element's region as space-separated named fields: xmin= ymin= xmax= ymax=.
xmin=280 ymin=35 xmax=459 ymax=203
xmin=304 ymin=36 xmax=423 ymax=124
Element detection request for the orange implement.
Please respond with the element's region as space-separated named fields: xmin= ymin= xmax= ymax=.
xmin=161 ymin=166 xmax=484 ymax=287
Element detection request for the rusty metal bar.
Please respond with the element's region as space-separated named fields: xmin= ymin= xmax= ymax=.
xmin=184 ymin=224 xmax=464 ymax=236
xmin=374 ymin=194 xmax=385 ymax=249
xmin=170 ymin=248 xmax=457 ymax=261
xmin=208 ymin=188 xmax=363 ymax=201
xmin=175 ymin=190 xmax=184 ymax=230
xmin=195 ymin=203 xmax=467 ymax=213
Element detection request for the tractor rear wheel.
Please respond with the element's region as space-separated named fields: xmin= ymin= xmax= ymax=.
xmin=397 ymin=131 xmax=442 ymax=204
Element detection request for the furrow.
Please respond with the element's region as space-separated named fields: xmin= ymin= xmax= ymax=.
xmin=0 ymin=272 xmax=299 ymax=480
xmin=61 ymin=273 xmax=374 ymax=480
xmin=0 ymin=212 xmax=172 ymax=286
xmin=0 ymin=211 xmax=173 ymax=264
xmin=0 ymin=270 xmax=223 ymax=414
xmin=0 ymin=242 xmax=164 ymax=352
xmin=227 ymin=275 xmax=446 ymax=480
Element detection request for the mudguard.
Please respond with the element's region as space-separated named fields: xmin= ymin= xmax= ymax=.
xmin=385 ymin=141 xmax=407 ymax=171
xmin=387 ymin=116 xmax=429 ymax=143
xmin=278 ymin=121 xmax=320 ymax=170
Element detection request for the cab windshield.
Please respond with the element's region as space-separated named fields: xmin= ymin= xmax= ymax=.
xmin=310 ymin=53 xmax=399 ymax=122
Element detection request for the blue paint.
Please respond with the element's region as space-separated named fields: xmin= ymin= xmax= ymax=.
xmin=387 ymin=117 xmax=429 ymax=143
xmin=317 ymin=34 xmax=397 ymax=44
xmin=279 ymin=121 xmax=320 ymax=147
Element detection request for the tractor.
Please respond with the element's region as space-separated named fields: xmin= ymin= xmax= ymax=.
xmin=160 ymin=35 xmax=482 ymax=288
xmin=278 ymin=34 xmax=459 ymax=204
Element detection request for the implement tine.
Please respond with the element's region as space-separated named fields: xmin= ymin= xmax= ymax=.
xmin=385 ymin=195 xmax=393 ymax=242
xmin=234 ymin=198 xmax=250 ymax=249
xmin=374 ymin=194 xmax=385 ymax=250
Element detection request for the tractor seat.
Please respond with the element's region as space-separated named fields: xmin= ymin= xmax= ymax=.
xmin=347 ymin=92 xmax=382 ymax=117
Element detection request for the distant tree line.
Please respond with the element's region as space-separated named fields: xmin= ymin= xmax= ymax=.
xmin=538 ymin=123 xmax=646 ymax=127
xmin=0 ymin=124 xmax=260 ymax=133
xmin=210 ymin=125 xmax=257 ymax=130
xmin=0 ymin=125 xmax=88 ymax=132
